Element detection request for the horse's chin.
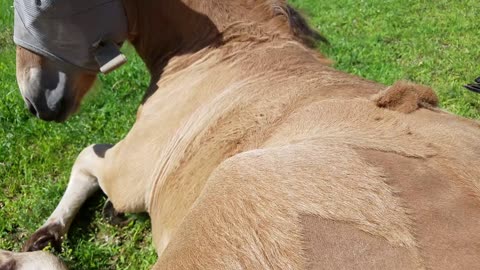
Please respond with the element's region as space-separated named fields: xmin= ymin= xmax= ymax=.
xmin=34 ymin=97 xmax=78 ymax=123
xmin=51 ymin=110 xmax=71 ymax=123
xmin=21 ymin=93 xmax=76 ymax=123
xmin=54 ymin=100 xmax=79 ymax=123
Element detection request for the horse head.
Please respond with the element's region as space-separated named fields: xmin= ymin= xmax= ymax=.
xmin=14 ymin=0 xmax=128 ymax=122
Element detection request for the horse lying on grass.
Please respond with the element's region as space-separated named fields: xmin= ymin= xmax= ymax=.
xmin=2 ymin=0 xmax=480 ymax=269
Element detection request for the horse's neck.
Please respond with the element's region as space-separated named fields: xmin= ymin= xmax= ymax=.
xmin=122 ymin=0 xmax=288 ymax=74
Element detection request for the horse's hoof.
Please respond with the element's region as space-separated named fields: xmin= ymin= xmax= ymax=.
xmin=102 ymin=200 xmax=130 ymax=226
xmin=22 ymin=223 xmax=63 ymax=252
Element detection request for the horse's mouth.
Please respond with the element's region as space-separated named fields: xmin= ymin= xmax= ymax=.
xmin=23 ymin=95 xmax=73 ymax=123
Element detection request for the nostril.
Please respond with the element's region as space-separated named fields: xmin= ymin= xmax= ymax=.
xmin=24 ymin=96 xmax=65 ymax=122
xmin=25 ymin=98 xmax=38 ymax=116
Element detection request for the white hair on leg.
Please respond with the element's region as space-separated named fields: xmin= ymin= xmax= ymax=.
xmin=23 ymin=144 xmax=112 ymax=252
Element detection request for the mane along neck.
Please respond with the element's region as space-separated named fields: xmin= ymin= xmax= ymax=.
xmin=121 ymin=0 xmax=321 ymax=74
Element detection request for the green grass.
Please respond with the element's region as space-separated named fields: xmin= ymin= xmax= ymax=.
xmin=292 ymin=0 xmax=480 ymax=118
xmin=0 ymin=0 xmax=479 ymax=269
xmin=0 ymin=1 xmax=156 ymax=269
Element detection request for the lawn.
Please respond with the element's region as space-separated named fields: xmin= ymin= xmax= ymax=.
xmin=0 ymin=0 xmax=479 ymax=269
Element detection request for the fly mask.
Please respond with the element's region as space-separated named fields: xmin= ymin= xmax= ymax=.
xmin=14 ymin=0 xmax=129 ymax=73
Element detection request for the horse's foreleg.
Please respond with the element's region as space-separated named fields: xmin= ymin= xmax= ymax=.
xmin=23 ymin=144 xmax=113 ymax=252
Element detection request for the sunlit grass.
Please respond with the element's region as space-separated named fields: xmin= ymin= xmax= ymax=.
xmin=292 ymin=0 xmax=480 ymax=118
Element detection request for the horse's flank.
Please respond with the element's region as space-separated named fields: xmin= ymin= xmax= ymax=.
xmin=93 ymin=0 xmax=480 ymax=268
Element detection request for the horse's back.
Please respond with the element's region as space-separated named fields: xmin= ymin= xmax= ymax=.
xmin=152 ymin=97 xmax=480 ymax=269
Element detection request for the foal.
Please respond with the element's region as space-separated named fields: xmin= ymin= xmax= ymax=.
xmin=5 ymin=0 xmax=480 ymax=269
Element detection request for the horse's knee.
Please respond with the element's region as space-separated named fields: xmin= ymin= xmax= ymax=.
xmin=72 ymin=144 xmax=114 ymax=192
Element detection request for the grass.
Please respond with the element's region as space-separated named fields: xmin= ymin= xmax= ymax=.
xmin=292 ymin=0 xmax=480 ymax=118
xmin=0 ymin=1 xmax=156 ymax=269
xmin=0 ymin=0 xmax=479 ymax=269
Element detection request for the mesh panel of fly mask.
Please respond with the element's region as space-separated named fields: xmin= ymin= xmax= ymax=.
xmin=14 ymin=0 xmax=129 ymax=73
